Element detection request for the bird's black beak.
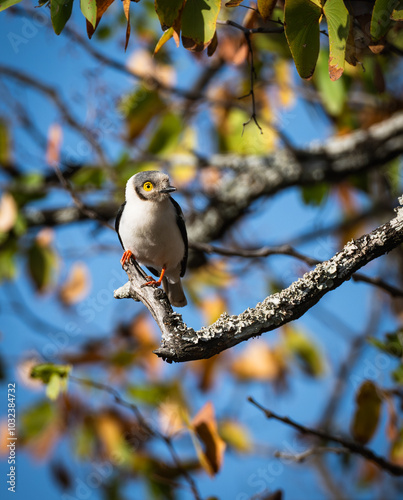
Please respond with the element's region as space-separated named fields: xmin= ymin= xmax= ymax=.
xmin=160 ymin=186 xmax=177 ymax=193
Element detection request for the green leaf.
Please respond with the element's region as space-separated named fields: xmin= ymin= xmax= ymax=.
xmin=127 ymin=381 xmax=185 ymax=407
xmin=257 ymin=0 xmax=277 ymax=21
xmin=392 ymin=365 xmax=403 ymax=384
xmin=301 ymin=182 xmax=329 ymax=205
xmin=31 ymin=363 xmax=71 ymax=400
xmin=31 ymin=363 xmax=72 ymax=384
xmin=284 ymin=327 xmax=325 ymax=377
xmin=155 ymin=0 xmax=184 ymax=28
xmin=21 ymin=400 xmax=55 ymax=440
xmin=71 ymin=166 xmax=105 ymax=188
xmin=370 ymin=0 xmax=399 ymax=41
xmin=314 ymin=49 xmax=346 ymax=116
xmin=323 ymin=0 xmax=349 ymax=81
xmin=27 ymin=241 xmax=57 ymax=292
xmin=147 ymin=112 xmax=182 ymax=155
xmin=0 ymin=0 xmax=23 ymax=12
xmin=51 ymin=0 xmax=74 ymax=35
xmin=0 ymin=119 xmax=10 ymax=165
xmin=181 ymin=0 xmax=221 ymax=51
xmin=369 ymin=332 xmax=403 ymax=358
xmin=284 ymin=0 xmax=322 ymax=79
xmin=391 ymin=1 xmax=403 ymax=21
xmin=119 ymin=87 xmax=165 ymax=141
xmin=81 ymin=0 xmax=97 ymax=28
xmin=351 ymin=380 xmax=382 ymax=444
xmin=0 ymin=238 xmax=17 ymax=281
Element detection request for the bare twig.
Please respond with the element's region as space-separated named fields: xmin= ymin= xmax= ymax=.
xmin=190 ymin=241 xmax=403 ymax=298
xmin=248 ymin=396 xmax=403 ymax=476
xmin=274 ymin=446 xmax=350 ymax=463
xmin=69 ymin=375 xmax=202 ymax=500
xmin=51 ymin=162 xmax=114 ymax=231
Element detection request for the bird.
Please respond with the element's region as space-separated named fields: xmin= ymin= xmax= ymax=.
xmin=115 ymin=170 xmax=188 ymax=307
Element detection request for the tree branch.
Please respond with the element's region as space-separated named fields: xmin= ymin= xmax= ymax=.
xmin=114 ymin=197 xmax=403 ymax=363
xmin=248 ymin=397 xmax=403 ymax=476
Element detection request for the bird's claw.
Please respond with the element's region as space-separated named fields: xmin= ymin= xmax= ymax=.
xmin=120 ymin=250 xmax=134 ymax=266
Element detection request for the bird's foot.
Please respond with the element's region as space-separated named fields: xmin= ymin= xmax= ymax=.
xmin=141 ymin=268 xmax=166 ymax=288
xmin=120 ymin=250 xmax=134 ymax=266
xmin=141 ymin=278 xmax=160 ymax=288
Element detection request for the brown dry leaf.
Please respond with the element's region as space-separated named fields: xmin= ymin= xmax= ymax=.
xmin=231 ymin=341 xmax=286 ymax=381
xmin=191 ymin=401 xmax=226 ymax=476
xmin=207 ymin=30 xmax=218 ymax=57
xmin=130 ymin=312 xmax=158 ymax=347
xmin=17 ymin=358 xmax=44 ymax=390
xmin=385 ymin=395 xmax=399 ymax=441
xmin=123 ymin=0 xmax=131 ymax=51
xmin=351 ymin=380 xmax=382 ymax=445
xmin=59 ymin=262 xmax=90 ymax=305
xmin=86 ymin=0 xmax=116 ymax=39
xmin=46 ymin=124 xmax=62 ymax=166
xmin=0 ymin=192 xmax=17 ymax=233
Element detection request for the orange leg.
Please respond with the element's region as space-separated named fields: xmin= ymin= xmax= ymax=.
xmin=120 ymin=250 xmax=134 ymax=266
xmin=141 ymin=267 xmax=166 ymax=288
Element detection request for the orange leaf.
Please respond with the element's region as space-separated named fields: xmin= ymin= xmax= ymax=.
xmin=191 ymin=401 xmax=226 ymax=476
xmin=59 ymin=262 xmax=90 ymax=305
xmin=231 ymin=341 xmax=287 ymax=381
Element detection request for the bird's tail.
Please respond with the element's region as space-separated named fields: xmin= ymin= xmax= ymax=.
xmin=162 ymin=277 xmax=187 ymax=308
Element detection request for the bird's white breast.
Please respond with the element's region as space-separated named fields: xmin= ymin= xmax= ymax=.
xmin=119 ymin=196 xmax=184 ymax=280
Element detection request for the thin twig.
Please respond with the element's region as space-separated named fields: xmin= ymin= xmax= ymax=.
xmin=69 ymin=375 xmax=202 ymax=500
xmin=52 ymin=162 xmax=114 ymax=231
xmin=190 ymin=241 xmax=403 ymax=298
xmin=274 ymin=446 xmax=350 ymax=463
xmin=248 ymin=396 xmax=403 ymax=476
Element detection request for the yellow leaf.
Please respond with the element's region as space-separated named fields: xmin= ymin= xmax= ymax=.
xmin=123 ymin=0 xmax=131 ymax=51
xmin=59 ymin=262 xmax=90 ymax=305
xmin=274 ymin=60 xmax=295 ymax=108
xmin=390 ymin=429 xmax=403 ymax=466
xmin=154 ymin=26 xmax=174 ymax=55
xmin=0 ymin=192 xmax=17 ymax=233
xmin=46 ymin=124 xmax=62 ymax=166
xmin=190 ymin=401 xmax=226 ymax=476
xmin=219 ymin=420 xmax=253 ymax=453
xmin=231 ymin=341 xmax=287 ymax=381
xmin=351 ymin=380 xmax=382 ymax=445
xmin=201 ymin=295 xmax=227 ymax=324
xmin=170 ymin=164 xmax=197 ymax=187
xmin=96 ymin=413 xmax=131 ymax=463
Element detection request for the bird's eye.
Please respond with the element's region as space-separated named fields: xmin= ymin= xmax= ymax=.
xmin=143 ymin=182 xmax=153 ymax=192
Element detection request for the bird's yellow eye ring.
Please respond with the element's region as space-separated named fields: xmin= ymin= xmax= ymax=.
xmin=143 ymin=182 xmax=153 ymax=192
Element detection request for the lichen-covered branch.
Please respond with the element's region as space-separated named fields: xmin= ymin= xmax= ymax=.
xmin=114 ymin=197 xmax=403 ymax=363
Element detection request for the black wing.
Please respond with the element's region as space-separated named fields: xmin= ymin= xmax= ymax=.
xmin=115 ymin=201 xmax=126 ymax=250
xmin=170 ymin=197 xmax=188 ymax=277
